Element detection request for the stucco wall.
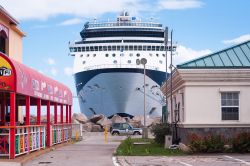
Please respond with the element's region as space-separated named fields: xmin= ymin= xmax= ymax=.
xmin=184 ymin=84 xmax=250 ymax=124
xmin=0 ymin=16 xmax=23 ymax=62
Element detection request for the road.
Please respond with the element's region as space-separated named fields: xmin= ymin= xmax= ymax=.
xmin=24 ymin=132 xmax=125 ymax=166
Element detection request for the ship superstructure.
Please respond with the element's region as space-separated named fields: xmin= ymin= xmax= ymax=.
xmin=69 ymin=11 xmax=168 ymax=117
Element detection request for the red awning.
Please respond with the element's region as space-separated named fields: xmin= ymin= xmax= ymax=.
xmin=0 ymin=52 xmax=72 ymax=105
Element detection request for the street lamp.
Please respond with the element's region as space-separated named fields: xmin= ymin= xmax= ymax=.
xmin=136 ymin=58 xmax=148 ymax=139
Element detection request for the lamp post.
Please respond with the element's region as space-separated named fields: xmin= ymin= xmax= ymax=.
xmin=136 ymin=58 xmax=148 ymax=139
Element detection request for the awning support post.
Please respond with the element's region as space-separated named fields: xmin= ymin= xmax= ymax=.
xmin=10 ymin=92 xmax=16 ymax=159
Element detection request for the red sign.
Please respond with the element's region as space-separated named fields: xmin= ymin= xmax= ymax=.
xmin=0 ymin=56 xmax=14 ymax=91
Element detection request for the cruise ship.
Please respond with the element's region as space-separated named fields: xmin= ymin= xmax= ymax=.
xmin=69 ymin=11 xmax=169 ymax=118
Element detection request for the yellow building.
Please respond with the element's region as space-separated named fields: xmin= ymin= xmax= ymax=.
xmin=0 ymin=5 xmax=25 ymax=62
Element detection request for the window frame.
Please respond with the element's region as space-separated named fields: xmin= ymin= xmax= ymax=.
xmin=221 ymin=92 xmax=239 ymax=121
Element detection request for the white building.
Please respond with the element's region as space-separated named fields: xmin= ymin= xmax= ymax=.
xmin=162 ymin=40 xmax=250 ymax=143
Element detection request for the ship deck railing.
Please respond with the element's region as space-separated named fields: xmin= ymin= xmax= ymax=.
xmin=82 ymin=64 xmax=160 ymax=71
xmin=87 ymin=22 xmax=163 ymax=29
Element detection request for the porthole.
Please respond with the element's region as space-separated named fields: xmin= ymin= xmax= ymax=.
xmin=105 ymin=54 xmax=109 ymax=57
xmin=128 ymin=60 xmax=131 ymax=64
xmin=93 ymin=54 xmax=96 ymax=57
xmin=112 ymin=53 xmax=116 ymax=57
xmin=129 ymin=53 xmax=133 ymax=57
xmin=162 ymin=54 xmax=165 ymax=57
xmin=82 ymin=61 xmax=86 ymax=64
xmin=159 ymin=60 xmax=163 ymax=64
xmin=113 ymin=60 xmax=117 ymax=64
xmin=120 ymin=53 xmax=124 ymax=57
xmin=136 ymin=53 xmax=140 ymax=57
xmin=156 ymin=54 xmax=159 ymax=57
xmin=86 ymin=54 xmax=89 ymax=57
xmin=149 ymin=53 xmax=152 ymax=57
xmin=80 ymin=54 xmax=83 ymax=57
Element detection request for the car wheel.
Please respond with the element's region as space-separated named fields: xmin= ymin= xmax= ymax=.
xmin=112 ymin=131 xmax=119 ymax=136
xmin=133 ymin=131 xmax=140 ymax=135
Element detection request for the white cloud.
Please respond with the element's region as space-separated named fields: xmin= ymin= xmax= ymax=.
xmin=64 ymin=67 xmax=73 ymax=76
xmin=222 ymin=34 xmax=250 ymax=45
xmin=46 ymin=58 xmax=56 ymax=65
xmin=173 ymin=45 xmax=212 ymax=65
xmin=0 ymin=0 xmax=145 ymax=21
xmin=50 ymin=68 xmax=58 ymax=76
xmin=59 ymin=18 xmax=83 ymax=26
xmin=158 ymin=0 xmax=204 ymax=10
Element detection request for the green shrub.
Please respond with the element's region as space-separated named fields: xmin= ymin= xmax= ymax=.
xmin=188 ymin=133 xmax=225 ymax=153
xmin=151 ymin=123 xmax=171 ymax=145
xmin=232 ymin=132 xmax=250 ymax=153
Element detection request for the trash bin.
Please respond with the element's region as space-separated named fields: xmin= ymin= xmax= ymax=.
xmin=164 ymin=135 xmax=172 ymax=149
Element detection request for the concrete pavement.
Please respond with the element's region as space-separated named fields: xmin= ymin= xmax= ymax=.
xmin=24 ymin=132 xmax=125 ymax=166
xmin=117 ymin=155 xmax=250 ymax=166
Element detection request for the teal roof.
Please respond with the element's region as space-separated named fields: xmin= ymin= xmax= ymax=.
xmin=177 ymin=40 xmax=250 ymax=69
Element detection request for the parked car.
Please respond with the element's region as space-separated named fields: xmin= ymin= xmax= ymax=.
xmin=110 ymin=123 xmax=142 ymax=135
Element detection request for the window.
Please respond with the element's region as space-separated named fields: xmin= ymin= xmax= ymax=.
xmin=99 ymin=46 xmax=103 ymax=51
xmin=159 ymin=60 xmax=163 ymax=64
xmin=129 ymin=53 xmax=133 ymax=57
xmin=162 ymin=54 xmax=165 ymax=57
xmin=136 ymin=53 xmax=140 ymax=57
xmin=149 ymin=53 xmax=153 ymax=57
xmin=143 ymin=46 xmax=146 ymax=51
xmin=86 ymin=54 xmax=89 ymax=57
xmin=105 ymin=54 xmax=109 ymax=57
xmin=221 ymin=92 xmax=239 ymax=120
xmin=82 ymin=47 xmax=86 ymax=52
xmin=156 ymin=54 xmax=159 ymax=57
xmin=112 ymin=53 xmax=116 ymax=57
xmin=77 ymin=47 xmax=81 ymax=52
xmin=128 ymin=60 xmax=131 ymax=63
xmin=112 ymin=46 xmax=116 ymax=51
xmin=80 ymin=54 xmax=83 ymax=57
xmin=94 ymin=46 xmax=98 ymax=51
xmin=82 ymin=61 xmax=86 ymax=64
xmin=113 ymin=60 xmax=117 ymax=64
xmin=93 ymin=54 xmax=96 ymax=57
xmin=103 ymin=46 xmax=107 ymax=51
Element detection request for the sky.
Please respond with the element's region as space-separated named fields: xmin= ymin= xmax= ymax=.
xmin=0 ymin=0 xmax=249 ymax=113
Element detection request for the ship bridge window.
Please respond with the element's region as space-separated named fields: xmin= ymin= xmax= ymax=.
xmin=152 ymin=46 xmax=156 ymax=51
xmin=117 ymin=46 xmax=121 ymax=51
xmin=99 ymin=46 xmax=103 ymax=51
xmin=77 ymin=47 xmax=81 ymax=52
xmin=156 ymin=46 xmax=160 ymax=51
xmin=143 ymin=46 xmax=146 ymax=51
xmin=105 ymin=53 xmax=109 ymax=57
xmin=138 ymin=46 xmax=142 ymax=51
xmin=134 ymin=46 xmax=138 ymax=51
xmin=160 ymin=46 xmax=164 ymax=51
xmin=90 ymin=46 xmax=94 ymax=51
xmin=93 ymin=54 xmax=96 ymax=57
xmin=129 ymin=53 xmax=133 ymax=57
xmin=82 ymin=47 xmax=86 ymax=52
xmin=70 ymin=47 xmax=74 ymax=52
xmin=112 ymin=53 xmax=116 ymax=57
xmin=128 ymin=60 xmax=131 ymax=64
xmin=108 ymin=46 xmax=112 ymax=51
xmin=86 ymin=47 xmax=90 ymax=51
xmin=94 ymin=46 xmax=98 ymax=51
xmin=113 ymin=60 xmax=117 ymax=64
xmin=136 ymin=53 xmax=140 ymax=57
xmin=103 ymin=46 xmax=107 ymax=51
xmin=147 ymin=46 xmax=151 ymax=51
xmin=129 ymin=46 xmax=133 ymax=51
xmin=74 ymin=47 xmax=77 ymax=52
xmin=125 ymin=46 xmax=128 ymax=51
